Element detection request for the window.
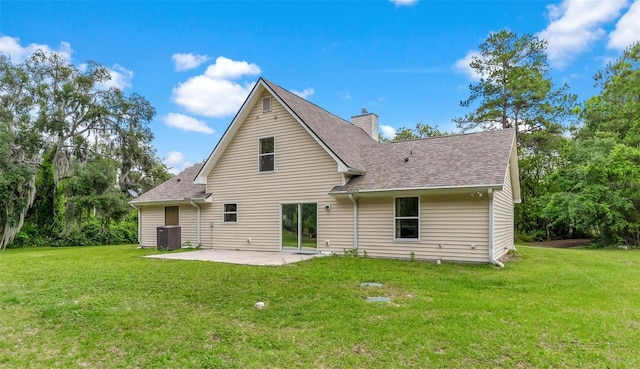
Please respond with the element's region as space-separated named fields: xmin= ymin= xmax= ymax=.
xmin=394 ymin=197 xmax=419 ymax=240
xmin=259 ymin=136 xmax=275 ymax=172
xmin=223 ymin=203 xmax=237 ymax=223
xmin=262 ymin=96 xmax=271 ymax=112
xmin=165 ymin=206 xmax=179 ymax=226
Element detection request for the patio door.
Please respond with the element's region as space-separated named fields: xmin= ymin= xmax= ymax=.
xmin=281 ymin=203 xmax=317 ymax=253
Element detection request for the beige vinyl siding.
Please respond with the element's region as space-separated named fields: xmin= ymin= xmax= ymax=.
xmin=202 ymin=91 xmax=353 ymax=252
xmin=138 ymin=204 xmax=201 ymax=248
xmin=493 ymin=163 xmax=515 ymax=260
xmin=358 ymin=194 xmax=490 ymax=262
xmin=178 ymin=204 xmax=199 ymax=247
xmin=138 ymin=205 xmax=164 ymax=248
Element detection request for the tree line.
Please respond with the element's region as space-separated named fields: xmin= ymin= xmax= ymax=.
xmin=2 ymin=32 xmax=639 ymax=249
xmin=1 ymin=51 xmax=171 ymax=249
xmin=388 ymin=31 xmax=640 ymax=247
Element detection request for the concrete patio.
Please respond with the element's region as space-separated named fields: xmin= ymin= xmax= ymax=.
xmin=144 ymin=249 xmax=325 ymax=266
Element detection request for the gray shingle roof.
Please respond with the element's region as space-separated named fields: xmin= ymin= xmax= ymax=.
xmin=331 ymin=129 xmax=516 ymax=193
xmin=263 ymin=79 xmax=376 ymax=171
xmin=150 ymin=78 xmax=516 ymax=202
xmin=264 ymin=79 xmax=515 ymax=192
xmin=130 ymin=164 xmax=208 ymax=204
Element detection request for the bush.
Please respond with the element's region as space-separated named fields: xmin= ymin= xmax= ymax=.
xmin=8 ymin=210 xmax=139 ymax=248
xmin=9 ymin=223 xmax=51 ymax=248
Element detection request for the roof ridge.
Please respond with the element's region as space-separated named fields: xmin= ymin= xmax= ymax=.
xmin=260 ymin=77 xmax=374 ymax=171
xmin=383 ymin=128 xmax=515 ymax=144
xmin=260 ymin=77 xmax=353 ymax=126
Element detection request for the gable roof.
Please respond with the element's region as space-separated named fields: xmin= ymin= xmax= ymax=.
xmin=130 ymin=163 xmax=209 ymax=205
xmin=194 ymin=78 xmax=375 ymax=184
xmin=189 ymin=77 xmax=519 ymax=202
xmin=261 ymin=79 xmax=376 ymax=171
xmin=331 ymin=129 xmax=518 ymax=195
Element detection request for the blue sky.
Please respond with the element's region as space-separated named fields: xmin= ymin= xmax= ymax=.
xmin=1 ymin=0 xmax=639 ymax=173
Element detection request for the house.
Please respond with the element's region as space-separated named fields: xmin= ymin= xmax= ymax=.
xmin=131 ymin=78 xmax=520 ymax=264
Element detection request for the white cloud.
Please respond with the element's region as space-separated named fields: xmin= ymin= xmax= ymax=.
xmin=608 ymin=0 xmax=640 ymax=50
xmin=0 ymin=35 xmax=72 ymax=63
xmin=0 ymin=37 xmax=132 ymax=91
xmin=172 ymin=56 xmax=261 ymax=118
xmin=163 ymin=151 xmax=192 ymax=175
xmin=78 ymin=63 xmax=134 ymax=90
xmin=172 ymin=52 xmax=211 ymax=71
xmin=380 ymin=125 xmax=396 ymax=139
xmin=537 ymin=0 xmax=629 ymax=67
xmin=163 ymin=113 xmax=214 ymax=134
xmin=453 ymin=50 xmax=482 ymax=81
xmin=390 ymin=0 xmax=418 ymax=7
xmin=101 ymin=64 xmax=133 ymax=90
xmin=291 ymin=87 xmax=315 ymax=99
xmin=204 ymin=56 xmax=261 ymax=79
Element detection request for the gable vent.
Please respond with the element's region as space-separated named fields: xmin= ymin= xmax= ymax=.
xmin=262 ymin=96 xmax=272 ymax=112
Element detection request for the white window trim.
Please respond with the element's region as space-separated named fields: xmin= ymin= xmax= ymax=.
xmin=279 ymin=201 xmax=319 ymax=252
xmin=258 ymin=136 xmax=275 ymax=173
xmin=222 ymin=203 xmax=238 ymax=223
xmin=262 ymin=96 xmax=272 ymax=112
xmin=393 ymin=196 xmax=420 ymax=241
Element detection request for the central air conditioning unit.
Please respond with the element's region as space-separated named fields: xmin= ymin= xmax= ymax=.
xmin=157 ymin=226 xmax=181 ymax=251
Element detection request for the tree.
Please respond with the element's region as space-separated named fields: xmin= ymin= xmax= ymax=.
xmin=0 ymin=49 xmax=168 ymax=247
xmin=578 ymin=42 xmax=640 ymax=146
xmin=27 ymin=51 xmax=112 ymax=184
xmin=541 ymin=137 xmax=640 ymax=245
xmin=454 ymin=30 xmax=578 ymax=240
xmin=454 ymin=30 xmax=576 ymax=135
xmin=0 ymin=55 xmax=42 ymax=249
xmin=386 ymin=123 xmax=449 ymax=142
xmin=103 ymin=89 xmax=159 ymax=194
xmin=64 ymin=156 xmax=130 ymax=232
xmin=540 ymin=43 xmax=640 ymax=246
xmin=0 ymin=125 xmax=39 ymax=249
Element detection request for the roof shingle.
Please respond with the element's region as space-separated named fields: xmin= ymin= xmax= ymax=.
xmin=144 ymin=79 xmax=517 ymax=202
xmin=263 ymin=79 xmax=376 ymax=171
xmin=331 ymin=129 xmax=516 ymax=193
xmin=130 ymin=164 xmax=208 ymax=204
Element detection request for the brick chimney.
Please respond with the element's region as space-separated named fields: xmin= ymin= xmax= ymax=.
xmin=351 ymin=110 xmax=379 ymax=142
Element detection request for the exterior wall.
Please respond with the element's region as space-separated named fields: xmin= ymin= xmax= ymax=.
xmin=138 ymin=204 xmax=201 ymax=248
xmin=138 ymin=205 xmax=164 ymax=248
xmin=357 ymin=194 xmax=490 ymax=262
xmin=202 ymin=91 xmax=353 ymax=252
xmin=493 ymin=163 xmax=515 ymax=260
xmin=178 ymin=204 xmax=200 ymax=247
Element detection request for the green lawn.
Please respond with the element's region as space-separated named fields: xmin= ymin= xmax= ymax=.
xmin=1 ymin=246 xmax=639 ymax=368
xmin=281 ymin=231 xmax=317 ymax=248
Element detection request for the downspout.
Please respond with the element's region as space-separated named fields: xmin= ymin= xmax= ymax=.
xmin=348 ymin=194 xmax=358 ymax=250
xmin=189 ymin=200 xmax=201 ymax=246
xmin=488 ymin=188 xmax=504 ymax=268
xmin=130 ymin=203 xmax=141 ymax=247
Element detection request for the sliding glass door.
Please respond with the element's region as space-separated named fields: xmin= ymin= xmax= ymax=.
xmin=281 ymin=203 xmax=317 ymax=252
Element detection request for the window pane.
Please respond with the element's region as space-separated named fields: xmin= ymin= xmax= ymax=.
xmin=224 ymin=213 xmax=237 ymax=223
xmin=396 ymin=197 xmax=418 ymax=217
xmin=260 ymin=137 xmax=274 ymax=154
xmin=260 ymin=154 xmax=274 ymax=172
xmin=396 ymin=219 xmax=419 ymax=239
xmin=224 ymin=204 xmax=237 ymax=212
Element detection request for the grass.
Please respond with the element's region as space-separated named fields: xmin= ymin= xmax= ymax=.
xmin=0 ymin=245 xmax=639 ymax=368
xmin=281 ymin=231 xmax=317 ymax=248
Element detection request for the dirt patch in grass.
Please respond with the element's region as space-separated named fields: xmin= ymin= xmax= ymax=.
xmin=522 ymin=238 xmax=592 ymax=249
